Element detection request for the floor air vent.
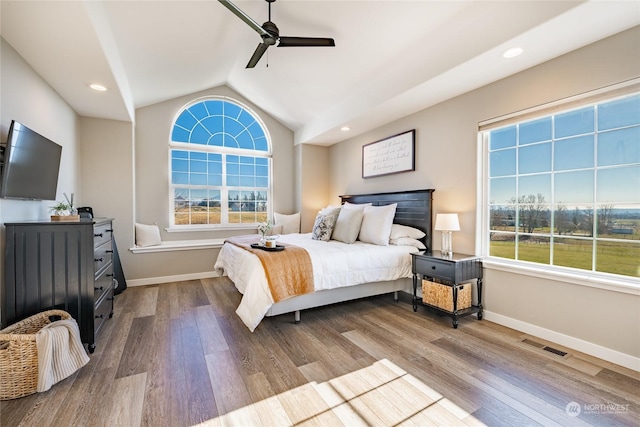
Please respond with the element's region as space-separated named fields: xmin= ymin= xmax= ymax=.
xmin=543 ymin=346 xmax=568 ymax=357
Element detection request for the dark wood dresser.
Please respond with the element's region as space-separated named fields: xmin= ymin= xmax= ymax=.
xmin=3 ymin=217 xmax=115 ymax=352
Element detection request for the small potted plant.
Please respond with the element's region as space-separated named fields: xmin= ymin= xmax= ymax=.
xmin=257 ymin=220 xmax=272 ymax=245
xmin=50 ymin=193 xmax=79 ymax=221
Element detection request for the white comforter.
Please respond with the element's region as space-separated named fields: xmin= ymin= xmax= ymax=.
xmin=214 ymin=233 xmax=418 ymax=331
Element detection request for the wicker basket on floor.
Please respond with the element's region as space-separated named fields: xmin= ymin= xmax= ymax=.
xmin=0 ymin=309 xmax=71 ymax=400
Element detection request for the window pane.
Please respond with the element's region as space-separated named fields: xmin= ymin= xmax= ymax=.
xmin=598 ymin=94 xmax=640 ymax=131
xmin=554 ymin=205 xmax=580 ymax=236
xmin=555 ymin=170 xmax=594 ymax=204
xmin=518 ymin=235 xmax=550 ymax=264
xmin=519 ymin=117 xmax=552 ymax=145
xmin=490 ymin=205 xmax=516 ymax=232
xmin=597 ymin=166 xmax=640 ymax=204
xmin=490 ymin=177 xmax=516 ymax=204
xmin=595 ymin=241 xmax=640 ymax=278
xmin=518 ymin=174 xmax=551 ymax=202
xmin=597 ymin=204 xmax=640 ymax=240
xmin=554 ymin=135 xmax=594 ymax=171
xmin=489 ymin=233 xmax=515 ymax=259
xmin=490 ymin=126 xmax=516 ymax=150
xmin=519 ymin=143 xmax=551 ymax=174
xmin=597 ymin=126 xmax=640 ymax=167
xmin=555 ymin=106 xmax=594 ymax=138
xmin=518 ymin=204 xmax=550 ymax=234
xmin=490 ymin=149 xmax=516 ymax=177
xmin=553 ymin=238 xmax=593 ymax=270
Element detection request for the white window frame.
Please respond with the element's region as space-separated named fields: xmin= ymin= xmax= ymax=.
xmin=477 ymin=80 xmax=640 ymax=294
xmin=167 ymin=96 xmax=272 ymax=232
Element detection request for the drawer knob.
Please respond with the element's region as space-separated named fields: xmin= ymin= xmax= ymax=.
xmin=94 ymin=233 xmax=103 ymax=238
xmin=95 ymin=257 xmax=103 ymax=263
xmin=431 ymin=266 xmax=436 ymax=270
xmin=95 ymin=314 xmax=104 ymax=319
xmin=95 ymin=286 xmax=104 ymax=291
xmin=106 ymin=250 xmax=114 ymax=254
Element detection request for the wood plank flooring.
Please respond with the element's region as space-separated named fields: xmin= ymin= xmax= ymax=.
xmin=2 ymin=277 xmax=638 ymax=426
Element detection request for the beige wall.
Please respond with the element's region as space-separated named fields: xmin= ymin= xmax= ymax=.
xmin=324 ymin=27 xmax=640 ymax=365
xmin=298 ymin=144 xmax=330 ymax=232
xmin=78 ymin=117 xmax=135 ymax=279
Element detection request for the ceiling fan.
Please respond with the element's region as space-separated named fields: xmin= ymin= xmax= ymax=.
xmin=218 ymin=0 xmax=336 ymax=68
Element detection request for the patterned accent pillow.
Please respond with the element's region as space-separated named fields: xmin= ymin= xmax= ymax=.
xmin=311 ymin=208 xmax=340 ymax=241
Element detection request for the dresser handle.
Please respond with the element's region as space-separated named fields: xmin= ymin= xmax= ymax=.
xmin=94 ymin=233 xmax=103 ymax=238
xmin=95 ymin=257 xmax=103 ymax=263
xmin=95 ymin=314 xmax=104 ymax=319
xmin=107 ymin=229 xmax=114 ymax=233
xmin=106 ymin=250 xmax=114 ymax=254
xmin=431 ymin=266 xmax=436 ymax=270
xmin=107 ymin=273 xmax=114 ymax=277
xmin=95 ymin=286 xmax=104 ymax=291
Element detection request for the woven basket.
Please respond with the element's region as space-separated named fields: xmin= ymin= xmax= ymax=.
xmin=0 ymin=309 xmax=71 ymax=400
xmin=422 ymin=280 xmax=472 ymax=313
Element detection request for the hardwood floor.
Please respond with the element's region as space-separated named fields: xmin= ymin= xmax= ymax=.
xmin=2 ymin=277 xmax=638 ymax=426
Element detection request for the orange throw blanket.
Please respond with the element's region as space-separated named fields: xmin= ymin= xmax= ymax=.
xmin=225 ymin=235 xmax=314 ymax=302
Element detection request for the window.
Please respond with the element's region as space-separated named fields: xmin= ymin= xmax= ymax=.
xmin=482 ymin=93 xmax=640 ymax=279
xmin=170 ymin=98 xmax=271 ymax=228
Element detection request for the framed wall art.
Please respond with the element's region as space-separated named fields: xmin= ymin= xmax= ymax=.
xmin=362 ymin=129 xmax=415 ymax=178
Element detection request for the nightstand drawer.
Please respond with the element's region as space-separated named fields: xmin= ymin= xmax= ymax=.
xmin=413 ymin=257 xmax=454 ymax=279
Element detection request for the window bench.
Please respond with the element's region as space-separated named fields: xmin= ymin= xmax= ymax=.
xmin=129 ymin=238 xmax=226 ymax=254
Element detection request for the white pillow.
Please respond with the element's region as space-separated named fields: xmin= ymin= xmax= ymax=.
xmin=390 ymin=224 xmax=426 ymax=240
xmin=332 ymin=207 xmax=364 ymax=244
xmin=342 ymin=201 xmax=371 ymax=210
xmin=358 ymin=203 xmax=397 ymax=246
xmin=390 ymin=237 xmax=426 ymax=250
xmin=311 ymin=208 xmax=340 ymax=241
xmin=135 ymin=223 xmax=161 ymax=247
xmin=274 ymin=212 xmax=300 ymax=234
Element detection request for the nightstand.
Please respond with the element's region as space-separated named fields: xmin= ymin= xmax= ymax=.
xmin=411 ymin=251 xmax=483 ymax=328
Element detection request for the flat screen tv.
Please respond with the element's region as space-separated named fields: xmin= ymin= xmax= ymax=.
xmin=0 ymin=120 xmax=62 ymax=200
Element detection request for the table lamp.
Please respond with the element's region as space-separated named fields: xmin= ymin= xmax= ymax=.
xmin=435 ymin=213 xmax=460 ymax=256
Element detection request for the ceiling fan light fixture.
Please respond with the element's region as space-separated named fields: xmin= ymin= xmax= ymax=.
xmin=502 ymin=47 xmax=523 ymax=59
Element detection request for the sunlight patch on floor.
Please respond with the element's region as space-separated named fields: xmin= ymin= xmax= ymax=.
xmin=194 ymin=358 xmax=485 ymax=426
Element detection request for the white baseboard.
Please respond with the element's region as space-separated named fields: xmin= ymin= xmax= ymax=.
xmin=484 ymin=310 xmax=640 ymax=372
xmin=127 ymin=271 xmax=220 ymax=287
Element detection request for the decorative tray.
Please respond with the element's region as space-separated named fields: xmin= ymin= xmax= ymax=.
xmin=250 ymin=243 xmax=285 ymax=252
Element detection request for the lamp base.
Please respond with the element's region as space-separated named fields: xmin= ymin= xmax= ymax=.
xmin=441 ymin=231 xmax=453 ymax=256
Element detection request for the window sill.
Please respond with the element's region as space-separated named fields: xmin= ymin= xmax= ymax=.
xmin=482 ymin=257 xmax=640 ymax=296
xmin=129 ymin=239 xmax=226 ymax=254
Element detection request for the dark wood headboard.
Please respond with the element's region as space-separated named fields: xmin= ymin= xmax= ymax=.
xmin=340 ymin=189 xmax=435 ymax=251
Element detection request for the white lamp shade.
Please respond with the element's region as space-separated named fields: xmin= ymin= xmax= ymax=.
xmin=434 ymin=213 xmax=460 ymax=231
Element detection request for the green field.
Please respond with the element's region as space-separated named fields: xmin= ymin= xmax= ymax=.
xmin=490 ymin=239 xmax=640 ymax=278
xmin=173 ymin=206 xmax=267 ymax=225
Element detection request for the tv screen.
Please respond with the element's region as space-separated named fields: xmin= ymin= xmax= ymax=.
xmin=0 ymin=120 xmax=62 ymax=201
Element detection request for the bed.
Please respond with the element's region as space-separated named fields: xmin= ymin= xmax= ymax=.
xmin=214 ymin=189 xmax=434 ymax=331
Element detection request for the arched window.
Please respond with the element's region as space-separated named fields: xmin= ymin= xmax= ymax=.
xmin=169 ymin=97 xmax=271 ymax=227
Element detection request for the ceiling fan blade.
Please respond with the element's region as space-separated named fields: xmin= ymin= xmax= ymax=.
xmin=278 ymin=37 xmax=335 ymax=47
xmin=246 ymin=43 xmax=269 ymax=68
xmin=218 ymin=0 xmax=270 ymax=39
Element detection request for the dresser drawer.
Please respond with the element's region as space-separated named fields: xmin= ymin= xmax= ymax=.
xmin=94 ymin=287 xmax=113 ymax=335
xmin=94 ymin=268 xmax=114 ymax=302
xmin=94 ymin=241 xmax=113 ymax=275
xmin=413 ymin=257 xmax=454 ymax=280
xmin=93 ymin=222 xmax=113 ymax=248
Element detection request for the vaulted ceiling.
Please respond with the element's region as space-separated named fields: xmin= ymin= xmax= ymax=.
xmin=1 ymin=1 xmax=638 ymax=145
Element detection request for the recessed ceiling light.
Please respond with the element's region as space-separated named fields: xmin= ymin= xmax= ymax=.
xmin=341 ymin=126 xmax=351 ymax=131
xmin=89 ymin=84 xmax=107 ymax=91
xmin=502 ymin=47 xmax=523 ymax=59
